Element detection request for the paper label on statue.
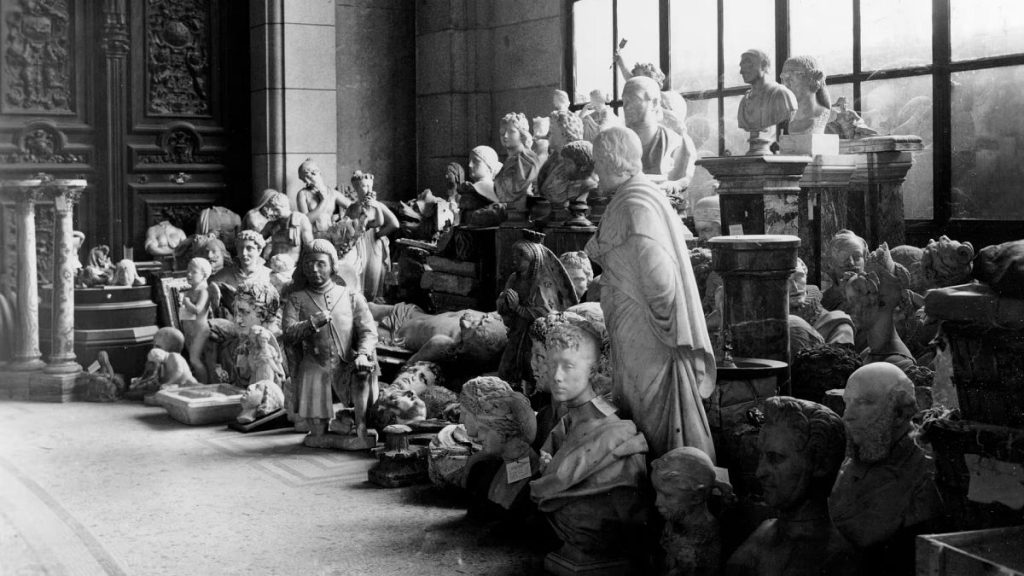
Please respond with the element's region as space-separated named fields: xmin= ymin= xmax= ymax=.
xmin=729 ymin=224 xmax=744 ymax=236
xmin=714 ymin=466 xmax=730 ymax=486
xmin=506 ymin=458 xmax=532 ymax=484
xmin=965 ymin=454 xmax=1024 ymax=510
xmin=178 ymin=305 xmax=197 ymax=321
xmin=87 ymin=360 xmax=101 ymax=373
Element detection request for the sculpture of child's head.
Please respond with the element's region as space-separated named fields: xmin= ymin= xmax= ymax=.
xmin=693 ymin=195 xmax=721 ymax=241
xmin=153 ymin=326 xmax=186 ymax=354
xmin=186 ymin=257 xmax=212 ymax=288
xmin=459 ymin=376 xmax=514 ymax=441
xmin=500 ymin=112 xmax=533 ymax=154
xmin=781 ymin=55 xmax=827 ymax=99
xmin=545 ymin=313 xmax=605 ymax=406
xmin=559 ymin=251 xmax=593 ymax=299
xmin=757 ymin=396 xmax=846 ymax=512
xmin=351 ymin=170 xmax=376 ymax=203
xmin=548 ymin=110 xmax=584 ymax=149
xmin=233 ymin=280 xmax=281 ymax=332
xmin=260 ymin=192 xmax=292 ymax=220
xmin=468 ymin=146 xmax=502 ymax=182
xmin=651 ymin=447 xmax=720 ymax=523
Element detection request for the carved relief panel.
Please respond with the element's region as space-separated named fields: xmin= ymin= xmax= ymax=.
xmin=145 ymin=0 xmax=212 ymax=117
xmin=1 ymin=0 xmax=74 ymax=115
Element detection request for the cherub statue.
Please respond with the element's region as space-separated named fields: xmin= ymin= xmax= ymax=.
xmin=145 ymin=220 xmax=187 ymax=257
xmin=653 ymin=447 xmax=730 ymax=576
xmin=494 ymin=112 xmax=541 ymax=221
xmin=181 ymin=257 xmax=215 ymax=383
xmin=80 ymin=245 xmax=115 ymax=287
xmin=826 ymin=97 xmax=878 ymax=139
xmin=111 ymin=259 xmax=146 ymax=287
xmin=234 ymin=324 xmax=286 ymax=388
xmin=237 ymin=379 xmax=286 ymax=424
xmin=129 ymin=328 xmax=199 ymax=396
xmin=579 ymin=88 xmax=619 ymax=142
xmin=781 ymin=55 xmax=831 ymax=135
xmin=821 ymin=229 xmax=868 ymax=311
xmin=842 ymin=243 xmax=916 ymax=369
xmin=496 ymin=231 xmax=578 ymax=390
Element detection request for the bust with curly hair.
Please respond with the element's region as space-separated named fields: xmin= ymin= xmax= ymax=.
xmin=781 ymin=55 xmax=832 ymax=135
xmin=494 ymin=112 xmax=541 ymax=220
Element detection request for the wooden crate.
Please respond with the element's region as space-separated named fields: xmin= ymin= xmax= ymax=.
xmin=917 ymin=527 xmax=1024 ymax=575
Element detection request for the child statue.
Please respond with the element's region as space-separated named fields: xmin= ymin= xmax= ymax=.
xmin=128 ymin=327 xmax=198 ymax=397
xmin=181 ymin=257 xmax=215 ymax=383
xmin=494 ymin=112 xmax=541 ymax=223
xmin=652 ymin=447 xmax=730 ymax=576
xmin=781 ymin=55 xmax=832 ymax=135
xmin=530 ymin=316 xmax=650 ymax=572
xmin=558 ymin=251 xmax=594 ymax=302
xmin=345 ymin=170 xmax=398 ymax=302
xmin=234 ymin=325 xmax=286 ymax=389
xmin=283 ymin=239 xmax=379 ymax=449
xmin=496 ymin=231 xmax=578 ymax=391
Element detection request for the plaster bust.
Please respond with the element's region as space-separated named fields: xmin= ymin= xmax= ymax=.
xmin=558 ymin=251 xmax=594 ymax=301
xmin=692 ymin=195 xmax=721 ymax=241
xmin=459 ymin=145 xmax=506 ymax=227
xmin=737 ymin=49 xmax=797 ymax=155
xmin=821 ymin=229 xmax=868 ymax=311
xmin=464 ymin=384 xmax=540 ymax=511
xmin=145 ymin=220 xmax=187 ymax=257
xmin=494 ymin=112 xmax=540 ymax=217
xmin=237 ymin=379 xmax=286 ymax=424
xmin=781 ymin=55 xmax=831 ymax=135
xmin=622 ymin=76 xmax=697 ymax=194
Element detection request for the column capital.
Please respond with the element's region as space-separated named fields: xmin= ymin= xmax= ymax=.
xmin=41 ymin=179 xmax=87 ymax=212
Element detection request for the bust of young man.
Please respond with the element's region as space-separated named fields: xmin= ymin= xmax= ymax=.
xmin=737 ymin=49 xmax=797 ymax=155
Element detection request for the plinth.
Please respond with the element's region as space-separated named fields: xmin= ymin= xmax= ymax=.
xmin=796 ymin=155 xmax=857 ymax=285
xmin=543 ymin=224 xmax=596 ymax=257
xmin=697 ymin=155 xmax=811 ymax=238
xmin=841 ymin=135 xmax=923 ymax=248
xmin=710 ymin=235 xmax=800 ymax=364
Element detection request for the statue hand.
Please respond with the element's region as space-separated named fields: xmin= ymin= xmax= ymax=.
xmin=354 ymin=354 xmax=374 ymax=371
xmin=539 ymin=450 xmax=552 ymax=473
xmin=503 ymin=289 xmax=520 ymax=310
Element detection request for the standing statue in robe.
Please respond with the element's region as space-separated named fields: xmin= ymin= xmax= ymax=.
xmin=585 ymin=126 xmax=717 ymax=460
xmin=345 ymin=170 xmax=398 ymax=302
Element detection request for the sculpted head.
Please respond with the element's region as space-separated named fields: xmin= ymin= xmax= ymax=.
xmin=548 ymin=110 xmax=584 ymax=150
xmin=500 ymin=112 xmax=533 ymax=154
xmin=781 ymin=55 xmax=826 ymax=99
xmin=301 ymin=239 xmax=339 ymax=289
xmin=559 ymin=251 xmax=593 ymax=299
xmin=757 ymin=396 xmax=846 ymax=512
xmin=843 ymin=243 xmax=912 ymax=326
xmin=455 ymin=310 xmax=509 ymax=365
xmin=693 ymin=195 xmax=722 ymax=241
xmin=235 ymin=230 xmax=266 ymax=272
xmin=392 ymin=360 xmax=443 ymax=391
xmin=298 ymin=158 xmax=324 ymax=188
xmin=630 ymin=62 xmax=666 ymax=87
xmin=651 ymin=447 xmax=718 ymax=523
xmin=552 ymin=89 xmax=570 ymax=112
xmin=622 ymin=76 xmax=661 ymax=129
xmin=468 ymin=146 xmax=502 ymax=183
xmin=260 ymin=192 xmax=291 ymax=220
xmin=843 ymin=363 xmax=917 ymax=463
xmin=545 ymin=313 xmax=605 ymax=406
xmin=829 ymin=229 xmax=868 ymax=280
xmin=239 ymin=379 xmax=285 ymax=423
xmin=593 ymin=126 xmax=643 ymax=194
xmin=233 ymin=280 xmax=280 ymax=332
xmin=269 ymin=253 xmax=294 ymax=275
xmin=740 ymin=49 xmax=771 ymax=84
xmin=153 ymin=326 xmax=186 ymax=354
xmin=185 ymin=257 xmax=211 ymax=288
xmin=194 ymin=235 xmax=228 ymax=273
xmin=474 ymin=388 xmax=537 ymax=455
xmin=559 ymin=140 xmax=595 ymax=181
xmin=458 ymin=376 xmax=514 ymax=440
xmin=351 ymin=170 xmax=376 ymax=203
xmin=922 ymin=235 xmax=974 ymax=286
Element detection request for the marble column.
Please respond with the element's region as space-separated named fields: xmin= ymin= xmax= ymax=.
xmin=3 ymin=178 xmax=46 ymax=372
xmin=697 ymin=155 xmax=812 ymax=238
xmin=42 ymin=179 xmax=86 ymax=375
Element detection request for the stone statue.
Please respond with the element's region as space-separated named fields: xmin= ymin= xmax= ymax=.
xmin=494 ymin=112 xmax=541 ymax=220
xmin=652 ymin=447 xmax=729 ymax=576
xmin=181 ymin=257 xmax=215 ymax=383
xmin=71 ymin=230 xmax=85 ymax=276
xmin=552 ymin=89 xmax=571 ymax=113
xmin=459 ymin=145 xmax=505 ymax=227
xmin=237 ymin=379 xmax=286 ymax=424
xmin=821 ymin=229 xmax=868 ymax=311
xmin=537 ymin=110 xmax=585 ymax=211
xmin=111 ymin=259 xmax=145 ymax=287
xmin=344 ymin=170 xmax=398 ymax=302
xmin=585 ymin=126 xmax=717 ymax=460
xmin=829 ymin=363 xmax=943 ymax=575
xmin=371 ymin=303 xmax=508 ymax=369
xmin=373 ymin=361 xmax=457 ymax=426
xmin=726 ymin=396 xmax=855 ymax=576
xmin=243 ymin=188 xmax=278 ymax=233
xmin=737 ymin=49 xmax=797 ymax=155
xmin=826 ymin=97 xmax=878 ymax=139
xmin=175 ymin=233 xmax=230 ymax=276
xmin=267 ymin=253 xmax=294 ymax=295
xmin=496 ymin=231 xmax=578 ymax=391
xmin=212 ymin=230 xmax=273 ymax=292
xmin=579 ymin=88 xmax=620 ymax=142
xmin=530 ymin=318 xmax=650 ymax=570
xmin=144 ymin=220 xmax=186 ymax=257
xmin=623 ymin=76 xmax=697 ymax=195
xmin=129 ymin=327 xmax=199 ymax=396
xmin=234 ymin=324 xmax=286 ymax=389
xmin=260 ymin=192 xmax=314 ymax=264
xmin=460 ymin=380 xmax=539 ymax=511
xmin=282 ymin=239 xmax=379 ymax=449
xmin=921 ymin=235 xmax=974 ymax=288
xmin=196 ymin=206 xmax=242 ymax=249
xmin=296 ymin=158 xmax=352 ymax=233
xmin=788 ymin=258 xmax=855 ymax=347
xmin=80 ymin=245 xmax=114 ymax=287
xmin=540 ymin=140 xmax=598 ymax=223
xmin=692 ymin=195 xmax=721 ymax=241
xmin=613 ymin=51 xmax=689 ymax=137
xmin=780 ymin=55 xmax=831 ymax=135
xmin=558 ymin=251 xmax=594 ymax=302
xmin=843 ymin=243 xmax=916 ymax=369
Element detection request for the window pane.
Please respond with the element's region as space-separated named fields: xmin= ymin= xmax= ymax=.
xmin=860 ymin=75 xmax=934 ymax=220
xmin=615 ymin=0 xmax=661 ymax=97
xmin=951 ymin=66 xmax=1024 ymax=220
xmin=686 ymin=98 xmax=720 ymax=203
xmin=723 ymin=0 xmax=775 ymax=88
xmin=722 ymin=95 xmax=751 ymax=156
xmin=573 ymin=0 xmax=614 ymax=104
xmin=861 ymin=0 xmax=931 ymax=71
xmin=670 ymin=0 xmax=718 ymax=93
xmin=790 ymin=0 xmax=853 ymax=76
xmin=951 ymin=0 xmax=1024 ymax=61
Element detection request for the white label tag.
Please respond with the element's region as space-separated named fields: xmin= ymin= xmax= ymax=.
xmin=965 ymin=453 xmax=1024 ymax=510
xmin=728 ymin=224 xmax=744 ymax=236
xmin=87 ymin=361 xmax=101 ymax=373
xmin=506 ymin=457 xmax=532 ymax=484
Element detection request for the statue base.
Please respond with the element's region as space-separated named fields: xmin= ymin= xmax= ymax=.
xmin=228 ymin=409 xmax=292 ymax=433
xmin=154 ymin=384 xmax=244 ymax=425
xmin=779 ymin=133 xmax=839 ymax=155
xmin=303 ymin=430 xmax=379 ymax=451
xmin=368 ymin=446 xmax=429 ymax=488
xmin=544 ymin=550 xmax=630 ymax=576
xmin=0 ymin=370 xmax=79 ymax=402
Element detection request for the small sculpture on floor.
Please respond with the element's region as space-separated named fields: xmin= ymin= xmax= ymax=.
xmin=652 ymin=446 xmax=729 ymax=576
xmin=497 ymin=231 xmax=578 ymax=391
xmin=145 ymin=220 xmax=187 ymax=257
xmin=374 ymin=361 xmax=458 ymax=426
xmin=181 ymin=257 xmax=215 ymax=383
xmin=459 ymin=145 xmax=506 ymax=227
xmin=781 ymin=55 xmax=831 ymax=135
xmin=726 ymin=396 xmax=855 ymax=576
xmin=738 ymin=49 xmax=797 ymax=155
xmin=111 ymin=259 xmax=146 ymax=287
xmin=79 ymin=351 xmax=125 ymax=402
xmin=237 ymin=379 xmax=286 ymax=424
xmin=129 ymin=328 xmax=198 ymax=396
xmin=234 ymin=325 xmax=286 ymax=389
xmin=283 ymin=239 xmax=379 ymax=449
xmin=494 ymin=112 xmax=541 ymax=220
xmin=296 ymin=158 xmax=352 ymax=233
xmin=261 ymin=191 xmax=314 ymax=264
xmin=829 ymin=363 xmax=943 ymax=575
xmin=530 ymin=317 xmax=650 ymax=571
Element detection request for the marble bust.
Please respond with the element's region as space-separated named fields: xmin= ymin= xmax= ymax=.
xmin=781 ymin=55 xmax=832 ymax=135
xmin=260 ymin=192 xmax=314 ymax=264
xmin=737 ymin=49 xmax=797 ymax=155
xmin=726 ymin=396 xmax=855 ymax=576
xmin=494 ymin=112 xmax=541 ymax=220
xmin=237 ymin=379 xmax=286 ymax=424
xmin=829 ymin=363 xmax=943 ymax=575
xmin=622 ymin=76 xmax=696 ymax=195
xmin=821 ymin=229 xmax=868 ymax=311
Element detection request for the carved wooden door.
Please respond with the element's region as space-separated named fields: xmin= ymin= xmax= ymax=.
xmin=0 ymin=0 xmax=250 ymax=264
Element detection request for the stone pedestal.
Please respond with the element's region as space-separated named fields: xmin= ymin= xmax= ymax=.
xmin=1 ymin=178 xmax=46 ymax=372
xmin=42 ymin=179 xmax=86 ymax=375
xmin=430 ymin=226 xmax=497 ymax=312
xmin=543 ymin=225 xmax=596 ymax=258
xmin=840 ymin=135 xmax=923 ymax=248
xmin=796 ymin=156 xmax=857 ymax=285
xmin=710 ymin=235 xmax=800 ymax=364
xmin=697 ymin=155 xmax=811 ymax=238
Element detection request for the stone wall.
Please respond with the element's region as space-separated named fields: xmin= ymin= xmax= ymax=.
xmin=415 ymin=0 xmax=567 ymax=196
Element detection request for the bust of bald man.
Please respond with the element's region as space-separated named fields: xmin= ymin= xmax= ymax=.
xmin=621 ymin=76 xmax=697 ymax=196
xmin=829 ymin=363 xmax=942 ymax=575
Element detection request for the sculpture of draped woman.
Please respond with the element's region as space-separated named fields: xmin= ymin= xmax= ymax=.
xmin=494 ymin=112 xmax=541 ymax=221
xmin=345 ymin=171 xmax=398 ymax=302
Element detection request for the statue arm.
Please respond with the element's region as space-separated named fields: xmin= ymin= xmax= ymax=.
xmin=299 ymin=216 xmax=314 ymax=247
xmin=628 ymin=232 xmax=685 ymax=347
xmin=665 ymin=132 xmax=697 ymax=191
xmin=376 ymin=203 xmax=399 ymax=240
xmin=281 ymin=297 xmax=313 ymax=345
xmin=351 ymin=292 xmax=379 ymax=357
xmin=296 ymin=190 xmax=310 ymax=214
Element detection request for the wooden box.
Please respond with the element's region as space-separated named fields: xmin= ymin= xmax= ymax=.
xmin=917 ymin=527 xmax=1024 ymax=575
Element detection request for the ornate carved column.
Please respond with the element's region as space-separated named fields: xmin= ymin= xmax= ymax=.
xmin=100 ymin=0 xmax=129 ymax=249
xmin=42 ymin=179 xmax=86 ymax=374
xmin=2 ymin=178 xmax=46 ymax=372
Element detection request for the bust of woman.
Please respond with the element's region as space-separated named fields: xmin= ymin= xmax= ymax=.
xmin=781 ymin=55 xmax=832 ymax=135
xmin=494 ymin=112 xmax=540 ymax=222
